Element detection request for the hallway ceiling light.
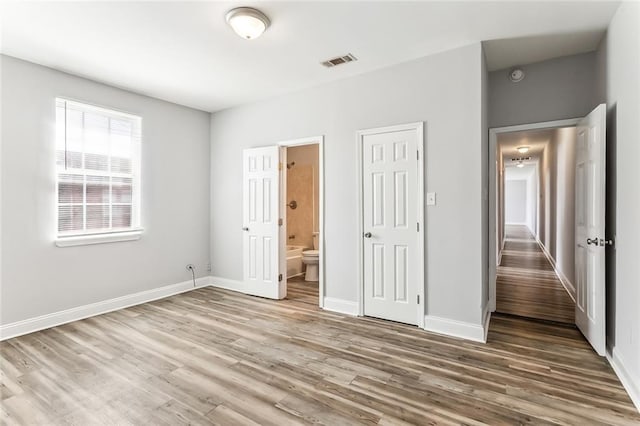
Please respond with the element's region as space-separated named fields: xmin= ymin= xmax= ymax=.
xmin=226 ymin=7 xmax=270 ymax=40
xmin=516 ymin=162 xmax=525 ymax=168
xmin=517 ymin=146 xmax=530 ymax=153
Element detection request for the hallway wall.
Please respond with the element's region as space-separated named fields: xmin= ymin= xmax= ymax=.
xmin=537 ymin=128 xmax=577 ymax=297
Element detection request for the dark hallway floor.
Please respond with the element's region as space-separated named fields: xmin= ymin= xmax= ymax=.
xmin=497 ymin=225 xmax=575 ymax=323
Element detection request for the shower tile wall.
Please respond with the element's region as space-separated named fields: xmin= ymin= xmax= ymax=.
xmin=287 ymin=145 xmax=319 ymax=249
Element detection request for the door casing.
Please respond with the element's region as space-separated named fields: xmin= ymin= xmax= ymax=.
xmin=277 ymin=136 xmax=325 ymax=308
xmin=357 ymin=122 xmax=425 ymax=328
xmin=488 ymin=118 xmax=581 ymax=313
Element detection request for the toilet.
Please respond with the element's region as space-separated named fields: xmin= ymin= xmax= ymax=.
xmin=302 ymin=232 xmax=320 ymax=281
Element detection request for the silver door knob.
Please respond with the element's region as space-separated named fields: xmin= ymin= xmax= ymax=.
xmin=587 ymin=237 xmax=598 ymax=245
xmin=364 ymin=232 xmax=372 ymax=238
xmin=242 ymin=227 xmax=249 ymax=231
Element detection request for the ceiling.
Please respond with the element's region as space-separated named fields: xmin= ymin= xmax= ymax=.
xmin=0 ymin=1 xmax=620 ymax=112
xmin=498 ymin=128 xmax=555 ymax=166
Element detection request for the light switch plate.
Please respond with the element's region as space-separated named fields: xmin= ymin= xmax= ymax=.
xmin=426 ymin=192 xmax=436 ymax=205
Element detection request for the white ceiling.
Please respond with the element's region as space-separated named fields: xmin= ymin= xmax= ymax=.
xmin=0 ymin=1 xmax=620 ymax=112
xmin=498 ymin=128 xmax=556 ymax=168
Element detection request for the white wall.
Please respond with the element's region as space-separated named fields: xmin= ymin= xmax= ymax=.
xmin=595 ymin=2 xmax=640 ymax=406
xmin=489 ymin=52 xmax=597 ymax=128
xmin=553 ymin=127 xmax=577 ymax=287
xmin=0 ymin=55 xmax=211 ymax=325
xmin=210 ymin=43 xmax=486 ymax=326
xmin=505 ymin=179 xmax=527 ymax=224
xmin=525 ymin=169 xmax=537 ymax=234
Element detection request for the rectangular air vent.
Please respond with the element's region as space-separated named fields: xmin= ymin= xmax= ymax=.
xmin=321 ymin=53 xmax=357 ymax=68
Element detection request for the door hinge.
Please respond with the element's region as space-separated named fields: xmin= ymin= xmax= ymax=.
xmin=278 ymin=274 xmax=283 ymax=282
xmin=417 ymin=150 xmax=419 ymax=160
xmin=278 ymin=218 xmax=283 ymax=226
xmin=417 ymin=222 xmax=420 ymax=232
xmin=417 ymin=295 xmax=420 ymax=304
xmin=279 ymin=162 xmax=282 ymax=171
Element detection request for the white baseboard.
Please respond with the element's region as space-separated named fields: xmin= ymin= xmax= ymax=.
xmin=537 ymin=238 xmax=576 ymax=303
xmin=209 ymin=276 xmax=247 ymax=293
xmin=0 ymin=277 xmax=212 ymax=341
xmin=322 ymin=297 xmax=358 ymax=316
xmin=482 ymin=304 xmax=492 ymax=342
xmin=607 ymin=347 xmax=640 ymax=412
xmin=424 ymin=315 xmax=487 ymax=343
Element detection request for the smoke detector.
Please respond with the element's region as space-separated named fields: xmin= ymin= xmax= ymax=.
xmin=321 ymin=53 xmax=357 ymax=68
xmin=509 ymin=67 xmax=525 ymax=82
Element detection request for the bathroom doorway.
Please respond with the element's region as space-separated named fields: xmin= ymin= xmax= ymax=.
xmin=279 ymin=136 xmax=324 ymax=307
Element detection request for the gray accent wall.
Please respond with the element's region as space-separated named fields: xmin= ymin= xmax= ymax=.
xmin=0 ymin=55 xmax=211 ymax=325
xmin=210 ymin=43 xmax=487 ymax=326
xmin=489 ymin=52 xmax=597 ymax=128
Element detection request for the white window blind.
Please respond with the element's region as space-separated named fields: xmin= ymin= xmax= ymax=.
xmin=56 ymin=98 xmax=142 ymax=238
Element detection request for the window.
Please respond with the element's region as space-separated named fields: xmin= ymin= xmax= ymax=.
xmin=55 ymin=99 xmax=142 ymax=246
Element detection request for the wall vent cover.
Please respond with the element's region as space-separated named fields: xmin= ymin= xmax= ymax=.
xmin=321 ymin=53 xmax=357 ymax=68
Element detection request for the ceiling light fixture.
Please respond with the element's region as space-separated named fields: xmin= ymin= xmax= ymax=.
xmin=517 ymin=146 xmax=530 ymax=154
xmin=516 ymin=162 xmax=525 ymax=168
xmin=226 ymin=7 xmax=270 ymax=40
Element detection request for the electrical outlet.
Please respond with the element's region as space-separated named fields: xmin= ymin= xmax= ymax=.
xmin=426 ymin=192 xmax=436 ymax=206
xmin=207 ymin=262 xmax=212 ymax=273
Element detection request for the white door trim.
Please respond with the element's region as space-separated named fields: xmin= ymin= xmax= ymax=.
xmin=277 ymin=135 xmax=325 ymax=308
xmin=488 ymin=117 xmax=581 ymax=312
xmin=357 ymin=122 xmax=425 ymax=328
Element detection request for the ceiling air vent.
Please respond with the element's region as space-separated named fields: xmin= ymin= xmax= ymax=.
xmin=321 ymin=53 xmax=357 ymax=68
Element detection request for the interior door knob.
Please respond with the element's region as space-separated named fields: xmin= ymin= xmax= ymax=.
xmin=242 ymin=227 xmax=249 ymax=231
xmin=587 ymin=237 xmax=598 ymax=245
xmin=364 ymin=232 xmax=372 ymax=238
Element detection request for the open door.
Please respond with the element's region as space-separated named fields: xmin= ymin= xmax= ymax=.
xmin=242 ymin=146 xmax=286 ymax=299
xmin=575 ymin=103 xmax=607 ymax=356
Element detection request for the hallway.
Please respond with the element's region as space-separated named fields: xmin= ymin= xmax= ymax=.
xmin=497 ymin=225 xmax=575 ymax=323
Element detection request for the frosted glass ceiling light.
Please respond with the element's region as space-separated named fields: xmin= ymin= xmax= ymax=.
xmin=517 ymin=146 xmax=530 ymax=153
xmin=516 ymin=162 xmax=525 ymax=168
xmin=226 ymin=7 xmax=270 ymax=40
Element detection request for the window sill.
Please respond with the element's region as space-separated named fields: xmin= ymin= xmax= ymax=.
xmin=55 ymin=229 xmax=143 ymax=247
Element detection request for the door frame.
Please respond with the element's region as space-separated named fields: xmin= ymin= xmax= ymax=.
xmin=488 ymin=118 xmax=581 ymax=312
xmin=356 ymin=122 xmax=425 ymax=328
xmin=277 ymin=135 xmax=325 ymax=308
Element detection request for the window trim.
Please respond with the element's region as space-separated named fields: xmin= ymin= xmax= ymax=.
xmin=54 ymin=98 xmax=142 ymax=244
xmin=55 ymin=228 xmax=144 ymax=248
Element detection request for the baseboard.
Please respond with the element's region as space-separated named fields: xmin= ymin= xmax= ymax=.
xmin=0 ymin=277 xmax=212 ymax=341
xmin=322 ymin=297 xmax=358 ymax=316
xmin=209 ymin=276 xmax=247 ymax=293
xmin=482 ymin=304 xmax=492 ymax=342
xmin=537 ymin=239 xmax=576 ymax=303
xmin=607 ymin=347 xmax=640 ymax=412
xmin=424 ymin=315 xmax=486 ymax=343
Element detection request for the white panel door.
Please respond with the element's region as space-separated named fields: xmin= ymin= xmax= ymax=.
xmin=362 ymin=125 xmax=421 ymax=325
xmin=243 ymin=146 xmax=284 ymax=299
xmin=575 ymin=103 xmax=606 ymax=356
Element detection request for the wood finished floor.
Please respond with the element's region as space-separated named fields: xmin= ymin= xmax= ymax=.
xmin=2 ymin=280 xmax=639 ymax=425
xmin=497 ymin=225 xmax=575 ymax=324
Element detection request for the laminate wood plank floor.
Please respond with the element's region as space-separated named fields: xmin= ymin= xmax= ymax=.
xmin=497 ymin=225 xmax=575 ymax=324
xmin=2 ymin=281 xmax=639 ymax=425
